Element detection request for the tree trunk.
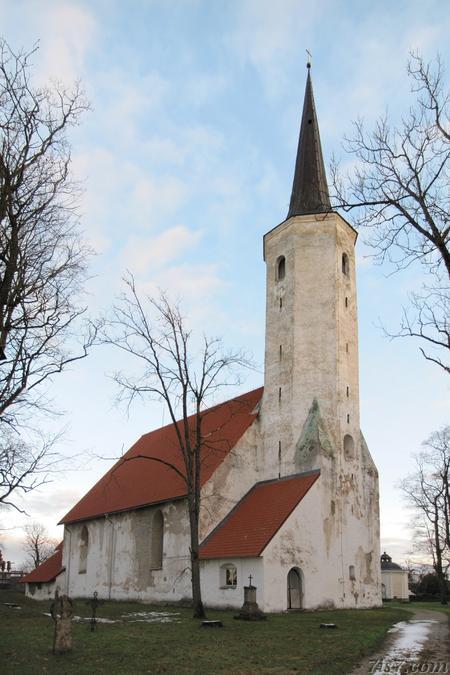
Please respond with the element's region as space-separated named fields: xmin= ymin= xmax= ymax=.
xmin=188 ymin=500 xmax=205 ymax=619
xmin=433 ymin=512 xmax=448 ymax=605
xmin=435 ymin=562 xmax=448 ymax=605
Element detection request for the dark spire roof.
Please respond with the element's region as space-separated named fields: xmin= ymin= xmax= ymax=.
xmin=287 ymin=65 xmax=331 ymax=218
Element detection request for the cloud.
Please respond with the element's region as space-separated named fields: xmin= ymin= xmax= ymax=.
xmin=72 ymin=147 xmax=189 ymax=250
xmin=184 ymin=73 xmax=229 ymax=106
xmin=123 ymin=225 xmax=203 ymax=275
xmin=134 ymin=262 xmax=227 ymax=331
xmin=19 ymin=487 xmax=83 ymax=521
xmin=35 ymin=2 xmax=97 ymax=84
xmin=96 ymin=69 xmax=171 ymax=145
xmin=227 ymin=0 xmax=322 ymax=98
xmin=131 ymin=174 xmax=188 ymax=229
xmin=143 ymin=137 xmax=187 ymax=167
xmin=142 ymin=262 xmax=225 ymax=301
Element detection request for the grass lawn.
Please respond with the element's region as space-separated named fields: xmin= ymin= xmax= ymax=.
xmin=389 ymin=599 xmax=450 ymax=619
xmin=1 ymin=590 xmax=410 ymax=674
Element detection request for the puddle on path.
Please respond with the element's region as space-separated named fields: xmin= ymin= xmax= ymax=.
xmin=384 ymin=619 xmax=439 ymax=660
xmin=351 ymin=615 xmax=448 ymax=674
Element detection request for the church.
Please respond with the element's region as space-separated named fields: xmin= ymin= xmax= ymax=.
xmin=24 ymin=66 xmax=381 ymax=612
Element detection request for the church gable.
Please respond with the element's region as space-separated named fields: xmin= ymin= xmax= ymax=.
xmin=199 ymin=471 xmax=320 ymax=560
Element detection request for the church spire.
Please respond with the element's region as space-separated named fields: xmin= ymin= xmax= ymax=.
xmin=287 ymin=63 xmax=331 ymax=218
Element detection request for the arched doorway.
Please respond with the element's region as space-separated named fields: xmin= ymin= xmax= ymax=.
xmin=287 ymin=567 xmax=302 ymax=609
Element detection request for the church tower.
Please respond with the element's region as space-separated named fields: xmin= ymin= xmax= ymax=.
xmin=261 ymin=63 xmax=361 ymax=479
xmin=259 ymin=64 xmax=380 ymax=608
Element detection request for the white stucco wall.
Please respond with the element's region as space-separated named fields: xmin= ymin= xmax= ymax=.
xmin=199 ymin=420 xmax=261 ymax=540
xmin=259 ymin=212 xmax=381 ymax=611
xmin=200 ymin=557 xmax=263 ymax=610
xmin=262 ymin=472 xmax=381 ymax=612
xmin=63 ymin=500 xmax=192 ymax=602
xmin=262 ymin=212 xmax=361 ymax=477
xmin=25 ymin=571 xmax=65 ymax=601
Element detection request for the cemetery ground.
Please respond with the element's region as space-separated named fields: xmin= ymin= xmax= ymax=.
xmin=0 ymin=590 xmax=413 ymax=674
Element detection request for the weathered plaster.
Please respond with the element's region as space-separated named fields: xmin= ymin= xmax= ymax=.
xmin=63 ymin=501 xmax=192 ymax=603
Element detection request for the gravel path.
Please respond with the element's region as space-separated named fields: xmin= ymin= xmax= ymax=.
xmin=351 ymin=608 xmax=449 ymax=674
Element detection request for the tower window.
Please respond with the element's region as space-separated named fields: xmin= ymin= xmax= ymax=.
xmin=346 ymin=343 xmax=349 ymax=353
xmin=344 ymin=434 xmax=354 ymax=460
xmin=349 ymin=565 xmax=356 ymax=580
xmin=346 ymin=386 xmax=349 ymax=397
xmin=345 ymin=297 xmax=348 ymax=308
xmin=279 ymin=297 xmax=283 ymax=310
xmin=276 ymin=256 xmax=286 ymax=281
xmin=342 ymin=253 xmax=349 ymax=276
xmin=279 ymin=345 xmax=282 ymax=361
xmin=278 ymin=387 xmax=282 ymax=403
xmin=347 ymin=414 xmax=350 ymax=424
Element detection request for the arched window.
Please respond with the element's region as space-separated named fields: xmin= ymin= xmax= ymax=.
xmin=349 ymin=565 xmax=356 ymax=580
xmin=343 ymin=434 xmax=354 ymax=460
xmin=220 ymin=563 xmax=237 ymax=588
xmin=79 ymin=526 xmax=88 ymax=574
xmin=150 ymin=510 xmax=164 ymax=570
xmin=276 ymin=256 xmax=286 ymax=281
xmin=342 ymin=253 xmax=349 ymax=276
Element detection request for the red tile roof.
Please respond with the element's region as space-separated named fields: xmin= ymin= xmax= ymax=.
xmin=21 ymin=546 xmax=64 ymax=584
xmin=199 ymin=470 xmax=320 ymax=559
xmin=60 ymin=387 xmax=263 ymax=525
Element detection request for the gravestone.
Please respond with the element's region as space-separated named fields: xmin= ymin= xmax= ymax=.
xmin=50 ymin=591 xmax=74 ymax=654
xmin=86 ymin=591 xmax=103 ymax=632
xmin=234 ymin=576 xmax=266 ymax=621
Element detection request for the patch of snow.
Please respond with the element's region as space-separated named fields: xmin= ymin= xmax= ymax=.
xmin=42 ymin=609 xmax=181 ymax=624
xmin=42 ymin=612 xmax=117 ymax=624
xmin=121 ymin=611 xmax=181 ymax=623
xmin=73 ymin=615 xmax=117 ymax=624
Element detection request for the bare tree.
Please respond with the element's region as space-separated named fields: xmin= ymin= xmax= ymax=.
xmin=400 ymin=426 xmax=450 ymax=604
xmin=0 ymin=431 xmax=61 ymax=512
xmin=23 ymin=521 xmax=57 ymax=569
xmin=331 ymin=52 xmax=449 ymax=374
xmin=99 ymin=275 xmax=249 ymax=618
xmin=0 ymin=40 xmax=92 ymax=504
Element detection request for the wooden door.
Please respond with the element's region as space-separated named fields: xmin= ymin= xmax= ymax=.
xmin=288 ymin=568 xmax=302 ymax=609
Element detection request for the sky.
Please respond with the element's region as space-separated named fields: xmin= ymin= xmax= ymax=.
xmin=0 ymin=0 xmax=449 ymax=568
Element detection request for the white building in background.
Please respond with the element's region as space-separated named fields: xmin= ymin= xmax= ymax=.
xmin=25 ymin=65 xmax=381 ymax=612
xmin=380 ymin=552 xmax=410 ymax=601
